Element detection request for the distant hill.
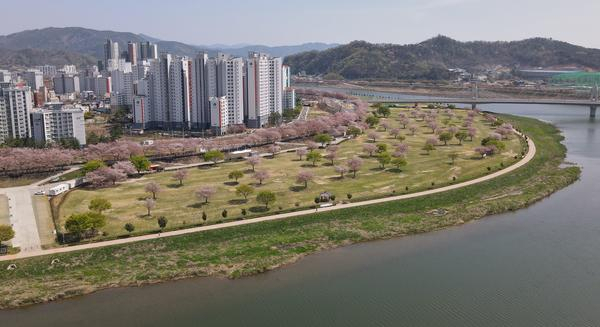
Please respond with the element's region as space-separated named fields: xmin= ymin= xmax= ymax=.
xmin=0 ymin=27 xmax=338 ymax=69
xmin=284 ymin=36 xmax=600 ymax=80
xmin=0 ymin=48 xmax=96 ymax=70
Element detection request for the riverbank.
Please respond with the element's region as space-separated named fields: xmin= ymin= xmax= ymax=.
xmin=0 ymin=114 xmax=580 ymax=309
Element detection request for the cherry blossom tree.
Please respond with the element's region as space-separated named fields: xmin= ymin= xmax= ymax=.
xmin=253 ymin=170 xmax=271 ymax=185
xmin=246 ymin=155 xmax=261 ymax=172
xmin=335 ymin=165 xmax=348 ymax=179
xmin=145 ymin=182 xmax=161 ymax=200
xmin=363 ymin=143 xmax=377 ymax=157
xmin=296 ymin=171 xmax=315 ymax=188
xmin=409 ymin=125 xmax=418 ymax=136
xmin=172 ymin=169 xmax=189 ymax=186
xmin=390 ymin=128 xmax=401 ymax=139
xmin=196 ymin=186 xmax=217 ymax=203
xmin=296 ymin=148 xmax=308 ymax=160
xmin=113 ymin=161 xmax=136 ymax=176
xmin=367 ymin=131 xmax=380 ymax=142
xmin=347 ymin=156 xmax=364 ymax=178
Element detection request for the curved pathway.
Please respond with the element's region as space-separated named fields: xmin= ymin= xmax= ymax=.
xmin=0 ymin=136 xmax=536 ymax=262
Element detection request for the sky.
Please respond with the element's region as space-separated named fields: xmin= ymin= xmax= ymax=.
xmin=1 ymin=0 xmax=599 ymax=48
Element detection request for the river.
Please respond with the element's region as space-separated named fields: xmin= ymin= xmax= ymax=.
xmin=3 ymin=100 xmax=600 ymax=326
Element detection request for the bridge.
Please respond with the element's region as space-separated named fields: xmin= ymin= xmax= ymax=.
xmin=348 ymin=84 xmax=600 ymax=118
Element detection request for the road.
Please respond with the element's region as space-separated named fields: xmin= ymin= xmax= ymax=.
xmin=0 ymin=135 xmax=536 ymax=262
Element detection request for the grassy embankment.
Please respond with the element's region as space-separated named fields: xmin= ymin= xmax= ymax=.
xmin=0 ymin=114 xmax=580 ymax=309
xmin=56 ymin=108 xmax=521 ymax=240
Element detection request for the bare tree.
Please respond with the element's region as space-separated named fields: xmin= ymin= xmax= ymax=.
xmin=144 ymin=198 xmax=155 ymax=216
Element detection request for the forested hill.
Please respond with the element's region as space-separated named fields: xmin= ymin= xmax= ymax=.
xmin=284 ymin=36 xmax=600 ymax=80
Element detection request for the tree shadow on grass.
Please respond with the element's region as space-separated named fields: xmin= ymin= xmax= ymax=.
xmin=300 ymin=164 xmax=317 ymax=168
xmin=224 ymin=181 xmax=239 ymax=186
xmin=249 ymin=206 xmax=269 ymax=213
xmin=228 ymin=199 xmax=248 ymax=205
xmin=167 ymin=183 xmax=182 ymax=189
xmin=188 ymin=202 xmax=208 ymax=209
xmin=370 ymin=167 xmax=385 ymax=172
xmin=289 ymin=185 xmax=306 ymax=192
xmin=328 ymin=176 xmax=344 ymax=181
xmin=388 ymin=168 xmax=404 ymax=173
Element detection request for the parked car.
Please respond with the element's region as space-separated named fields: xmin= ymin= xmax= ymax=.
xmin=34 ymin=190 xmax=45 ymax=195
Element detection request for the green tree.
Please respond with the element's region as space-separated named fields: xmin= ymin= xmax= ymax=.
xmin=64 ymin=212 xmax=106 ymax=237
xmin=256 ymin=191 xmax=276 ymax=209
xmin=423 ymin=143 xmax=435 ymax=154
xmin=83 ymin=160 xmax=106 ymax=173
xmin=347 ymin=126 xmax=362 ymax=137
xmin=221 ymin=209 xmax=228 ymax=219
xmin=228 ymin=170 xmax=244 ymax=183
xmin=130 ymin=155 xmax=151 ymax=173
xmin=109 ymin=124 xmax=123 ymax=140
xmin=124 ymin=223 xmax=135 ymax=234
xmin=268 ymin=112 xmax=282 ymax=126
xmin=376 ymin=143 xmax=388 ymax=153
xmin=203 ymin=150 xmax=225 ymax=165
xmin=455 ymin=131 xmax=468 ymax=145
xmin=88 ymin=198 xmax=112 ymax=213
xmin=391 ymin=157 xmax=407 ymax=170
xmin=377 ymin=152 xmax=392 ymax=169
xmin=438 ymin=131 xmax=453 ymax=145
xmin=365 ymin=115 xmax=380 ymax=128
xmin=157 ymin=216 xmax=168 ymax=230
xmin=314 ymin=133 xmax=332 ymax=147
xmin=202 ymin=211 xmax=208 ymax=222
xmin=236 ymin=184 xmax=254 ymax=200
xmin=306 ymin=150 xmax=322 ymax=166
xmin=448 ymin=152 xmax=459 ymax=165
xmin=0 ymin=225 xmax=15 ymax=246
xmin=377 ymin=106 xmax=391 ymax=117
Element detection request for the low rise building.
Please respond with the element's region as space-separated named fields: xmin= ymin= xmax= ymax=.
xmin=31 ymin=102 xmax=86 ymax=145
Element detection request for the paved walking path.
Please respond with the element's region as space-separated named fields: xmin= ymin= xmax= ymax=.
xmin=0 ymin=136 xmax=536 ymax=262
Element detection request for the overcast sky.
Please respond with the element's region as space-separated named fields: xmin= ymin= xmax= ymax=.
xmin=2 ymin=0 xmax=599 ymax=48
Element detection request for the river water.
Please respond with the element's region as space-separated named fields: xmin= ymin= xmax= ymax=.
xmin=3 ymin=100 xmax=600 ymax=326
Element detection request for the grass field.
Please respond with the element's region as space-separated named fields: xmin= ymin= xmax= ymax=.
xmin=57 ymin=108 xmax=523 ymax=239
xmin=32 ymin=196 xmax=56 ymax=248
xmin=0 ymin=114 xmax=579 ymax=309
xmin=0 ymin=195 xmax=9 ymax=226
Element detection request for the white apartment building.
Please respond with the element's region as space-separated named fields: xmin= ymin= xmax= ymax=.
xmin=0 ymin=70 xmax=12 ymax=83
xmin=168 ymin=57 xmax=193 ymax=129
xmin=216 ymin=53 xmax=245 ymax=126
xmin=282 ymin=65 xmax=291 ymax=88
xmin=191 ymin=52 xmax=211 ymax=130
xmin=110 ymin=70 xmax=133 ymax=106
xmin=0 ymin=84 xmax=33 ymax=143
xmin=209 ymin=96 xmax=228 ymax=135
xmin=246 ymin=52 xmax=283 ymax=128
xmin=31 ymin=102 xmax=86 ymax=145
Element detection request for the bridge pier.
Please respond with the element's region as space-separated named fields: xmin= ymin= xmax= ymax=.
xmin=591 ymin=106 xmax=597 ymax=119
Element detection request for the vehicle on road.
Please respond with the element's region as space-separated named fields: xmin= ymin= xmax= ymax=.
xmin=34 ymin=190 xmax=45 ymax=195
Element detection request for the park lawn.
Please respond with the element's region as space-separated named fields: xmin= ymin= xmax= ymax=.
xmin=57 ymin=108 xmax=523 ymax=239
xmin=0 ymin=195 xmax=9 ymax=226
xmin=0 ymin=114 xmax=580 ymax=309
xmin=32 ymin=196 xmax=56 ymax=248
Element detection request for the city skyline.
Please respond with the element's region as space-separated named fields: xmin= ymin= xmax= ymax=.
xmin=1 ymin=0 xmax=599 ymax=48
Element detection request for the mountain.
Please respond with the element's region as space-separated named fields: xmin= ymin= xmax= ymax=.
xmin=0 ymin=27 xmax=339 ymax=69
xmin=284 ymin=36 xmax=600 ymax=80
xmin=0 ymin=48 xmax=96 ymax=69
